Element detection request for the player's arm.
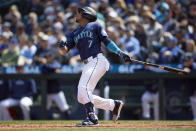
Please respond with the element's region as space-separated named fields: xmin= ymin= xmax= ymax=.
xmin=96 ymin=23 xmax=131 ymax=63
xmin=58 ymin=33 xmax=75 ymax=54
xmin=59 ymin=41 xmax=69 ymax=54
xmin=106 ymin=40 xmax=132 ymax=63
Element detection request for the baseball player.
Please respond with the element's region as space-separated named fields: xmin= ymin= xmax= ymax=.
xmin=0 ymin=63 xmax=12 ymax=120
xmin=0 ymin=66 xmax=37 ymax=120
xmin=41 ymin=53 xmax=70 ymax=120
xmin=59 ymin=6 xmax=131 ymax=126
xmin=183 ymin=53 xmax=196 ymax=121
xmin=141 ymin=81 xmax=159 ymax=120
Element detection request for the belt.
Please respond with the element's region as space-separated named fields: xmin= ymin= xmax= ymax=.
xmin=83 ymin=53 xmax=101 ymax=64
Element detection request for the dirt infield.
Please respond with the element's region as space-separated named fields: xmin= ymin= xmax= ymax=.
xmin=0 ymin=121 xmax=196 ymax=130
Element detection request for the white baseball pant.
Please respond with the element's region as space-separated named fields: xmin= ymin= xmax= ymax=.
xmin=0 ymin=97 xmax=33 ymax=120
xmin=47 ymin=91 xmax=69 ymax=112
xmin=77 ymin=53 xmax=115 ymax=111
xmin=0 ymin=101 xmax=12 ymax=120
xmin=141 ymin=91 xmax=159 ymax=120
xmin=190 ymin=96 xmax=196 ymax=121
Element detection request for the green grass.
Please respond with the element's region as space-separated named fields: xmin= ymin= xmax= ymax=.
xmin=0 ymin=120 xmax=195 ymax=131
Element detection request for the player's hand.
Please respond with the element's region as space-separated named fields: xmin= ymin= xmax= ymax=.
xmin=58 ymin=41 xmax=69 ymax=54
xmin=58 ymin=41 xmax=66 ymax=48
xmin=118 ymin=51 xmax=132 ymax=63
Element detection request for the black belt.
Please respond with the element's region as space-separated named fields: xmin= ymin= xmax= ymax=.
xmin=83 ymin=54 xmax=98 ymax=64
xmin=92 ymin=54 xmax=98 ymax=58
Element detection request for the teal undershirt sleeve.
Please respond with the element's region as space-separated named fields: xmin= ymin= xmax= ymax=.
xmin=106 ymin=41 xmax=121 ymax=54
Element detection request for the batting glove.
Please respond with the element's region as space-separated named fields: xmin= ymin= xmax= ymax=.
xmin=58 ymin=41 xmax=66 ymax=48
xmin=118 ymin=51 xmax=132 ymax=63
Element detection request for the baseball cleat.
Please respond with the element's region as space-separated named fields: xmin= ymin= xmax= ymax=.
xmin=112 ymin=100 xmax=124 ymax=122
xmin=76 ymin=117 xmax=99 ymax=127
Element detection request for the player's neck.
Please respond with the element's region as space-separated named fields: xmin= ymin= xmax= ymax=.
xmin=79 ymin=19 xmax=89 ymax=26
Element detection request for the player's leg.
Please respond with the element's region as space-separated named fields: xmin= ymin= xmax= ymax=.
xmin=77 ymin=55 xmax=109 ymax=126
xmin=92 ymin=95 xmax=123 ymax=122
xmin=52 ymin=91 xmax=70 ymax=119
xmin=47 ymin=94 xmax=53 ymax=110
xmin=19 ymin=97 xmax=33 ymax=120
xmin=77 ymin=58 xmax=107 ymax=104
xmin=92 ymin=95 xmax=114 ymax=111
xmin=152 ymin=93 xmax=159 ymax=120
xmin=141 ymin=91 xmax=153 ymax=119
xmin=190 ymin=96 xmax=196 ymax=121
xmin=0 ymin=98 xmax=18 ymax=120
xmin=77 ymin=58 xmax=102 ymax=126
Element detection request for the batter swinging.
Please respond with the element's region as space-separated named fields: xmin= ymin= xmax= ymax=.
xmin=59 ymin=6 xmax=132 ymax=126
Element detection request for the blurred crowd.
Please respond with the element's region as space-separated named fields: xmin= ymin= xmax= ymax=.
xmin=0 ymin=0 xmax=196 ymax=68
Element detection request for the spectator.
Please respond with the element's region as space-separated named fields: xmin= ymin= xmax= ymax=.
xmin=4 ymin=5 xmax=20 ymax=22
xmin=0 ymin=66 xmax=37 ymax=120
xmin=28 ymin=0 xmax=44 ymax=17
xmin=52 ymin=0 xmax=64 ymax=12
xmin=155 ymin=2 xmax=170 ymax=25
xmin=162 ymin=7 xmax=178 ymax=33
xmin=143 ymin=11 xmax=163 ymax=53
xmin=25 ymin=12 xmax=38 ymax=36
xmin=98 ymin=0 xmax=109 ymax=17
xmin=135 ymin=23 xmax=148 ymax=60
xmin=40 ymin=16 xmax=54 ymax=34
xmin=10 ymin=10 xmax=22 ymax=34
xmin=121 ymin=29 xmax=140 ymax=59
xmin=141 ymin=81 xmax=159 ymax=120
xmin=1 ymin=37 xmax=20 ymax=67
xmin=48 ymin=22 xmax=62 ymax=47
xmin=0 ymin=32 xmax=11 ymax=56
xmin=184 ymin=39 xmax=196 ymax=61
xmin=18 ymin=37 xmax=37 ymax=66
xmin=33 ymin=34 xmax=52 ymax=65
xmin=186 ymin=25 xmax=196 ymax=42
xmin=2 ymin=22 xmax=13 ymax=37
xmin=187 ymin=2 xmax=196 ymax=26
xmin=41 ymin=53 xmax=70 ymax=120
xmin=113 ymin=0 xmax=127 ymax=17
xmin=159 ymin=36 xmax=184 ymax=64
xmin=15 ymin=22 xmax=28 ymax=40
xmin=175 ymin=28 xmax=187 ymax=50
xmin=56 ymin=11 xmax=68 ymax=34
xmin=133 ymin=0 xmax=143 ymax=16
xmin=145 ymin=0 xmax=155 ymax=11
xmin=78 ymin=0 xmax=88 ymax=7
xmin=125 ymin=15 xmax=140 ymax=31
xmin=44 ymin=3 xmax=56 ymax=22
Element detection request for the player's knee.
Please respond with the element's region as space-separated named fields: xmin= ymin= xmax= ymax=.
xmin=191 ymin=97 xmax=196 ymax=103
xmin=78 ymin=86 xmax=85 ymax=94
xmin=141 ymin=94 xmax=147 ymax=102
xmin=77 ymin=87 xmax=86 ymax=104
xmin=0 ymin=103 xmax=6 ymax=109
xmin=0 ymin=103 xmax=3 ymax=109
xmin=19 ymin=102 xmax=30 ymax=111
xmin=77 ymin=96 xmax=85 ymax=104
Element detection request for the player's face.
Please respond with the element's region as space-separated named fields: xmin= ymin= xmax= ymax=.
xmin=75 ymin=9 xmax=82 ymax=23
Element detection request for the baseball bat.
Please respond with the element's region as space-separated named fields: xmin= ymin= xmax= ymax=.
xmin=129 ymin=58 xmax=188 ymax=75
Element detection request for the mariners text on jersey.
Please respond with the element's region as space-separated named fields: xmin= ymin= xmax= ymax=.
xmin=66 ymin=22 xmax=111 ymax=61
xmin=74 ymin=31 xmax=93 ymax=44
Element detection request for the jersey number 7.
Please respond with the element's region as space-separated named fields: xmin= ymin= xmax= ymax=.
xmin=88 ymin=40 xmax=93 ymax=48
